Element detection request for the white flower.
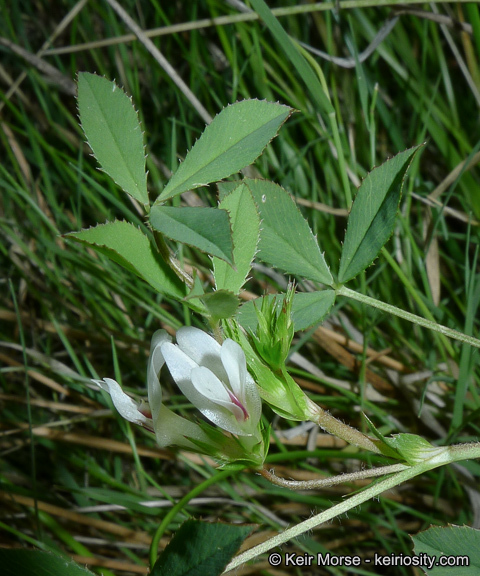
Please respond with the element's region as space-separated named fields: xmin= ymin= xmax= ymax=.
xmin=95 ymin=375 xmax=215 ymax=449
xmin=94 ymin=330 xmax=172 ymax=437
xmin=94 ymin=326 xmax=264 ymax=464
xmin=95 ymin=377 xmax=154 ymax=430
xmin=160 ymin=326 xmax=262 ymax=437
xmin=95 ymin=331 xmax=213 ymax=449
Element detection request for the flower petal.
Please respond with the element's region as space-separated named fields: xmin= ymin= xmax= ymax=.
xmin=162 ymin=343 xmax=249 ymax=435
xmin=147 ymin=330 xmax=171 ymax=418
xmin=162 ymin=330 xmax=262 ymax=437
xmin=176 ymin=326 xmax=228 ymax=383
xmin=161 ymin=342 xmax=228 ymax=421
xmin=94 ymin=378 xmax=152 ymax=428
xmin=191 ymin=366 xmax=246 ymax=422
xmin=161 ymin=341 xmax=199 ymax=384
xmin=222 ymin=339 xmax=262 ymax=429
xmin=221 ymin=339 xmax=247 ymax=399
xmin=243 ymin=372 xmax=262 ymax=428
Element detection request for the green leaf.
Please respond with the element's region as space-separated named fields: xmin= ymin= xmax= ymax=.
xmin=151 ymin=519 xmax=254 ymax=576
xmin=77 ymin=73 xmax=148 ymax=206
xmin=237 ymin=290 xmax=335 ymax=332
xmin=213 ymin=183 xmax=260 ymax=294
xmin=246 ymin=179 xmax=333 ymax=285
xmin=291 ymin=290 xmax=336 ymax=330
xmin=65 ymin=221 xmax=186 ymax=300
xmin=157 ymin=100 xmax=292 ymax=202
xmin=0 ymin=549 xmax=95 ymax=576
xmin=338 ymin=145 xmax=423 ymax=283
xmin=217 ymin=180 xmax=240 ymax=201
xmin=149 ymin=206 xmax=233 ymax=264
xmin=202 ymin=290 xmax=240 ymax=320
xmin=412 ymin=525 xmax=480 ymax=575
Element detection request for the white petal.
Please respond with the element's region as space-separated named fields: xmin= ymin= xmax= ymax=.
xmin=191 ymin=366 xmax=246 ymax=423
xmin=243 ymin=372 xmax=262 ymax=428
xmin=147 ymin=330 xmax=171 ymax=416
xmin=161 ymin=341 xmax=199 ymax=386
xmin=188 ymin=371 xmax=250 ymax=435
xmin=221 ymin=339 xmax=247 ymax=400
xmin=176 ymin=326 xmax=228 ymax=383
xmin=222 ymin=339 xmax=262 ymax=430
xmin=161 ymin=343 xmax=227 ymax=419
xmin=94 ymin=378 xmax=152 ymax=428
xmin=162 ymin=333 xmax=259 ymax=437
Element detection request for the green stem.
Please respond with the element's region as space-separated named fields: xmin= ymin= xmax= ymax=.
xmin=306 ymin=397 xmax=385 ymax=454
xmin=336 ymin=285 xmax=480 ymax=349
xmin=153 ymin=230 xmax=194 ymax=289
xmin=260 ymin=462 xmax=408 ymax=489
xmin=224 ymin=441 xmax=480 ymax=573
xmin=149 ymin=468 xmax=234 ymax=568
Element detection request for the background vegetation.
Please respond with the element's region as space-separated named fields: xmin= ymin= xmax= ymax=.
xmin=1 ymin=1 xmax=479 ymax=574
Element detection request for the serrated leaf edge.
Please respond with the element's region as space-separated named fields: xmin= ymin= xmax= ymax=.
xmin=76 ymin=72 xmax=148 ymax=206
xmin=156 ymin=100 xmax=293 ymax=203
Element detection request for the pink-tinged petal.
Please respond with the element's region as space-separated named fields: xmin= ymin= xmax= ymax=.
xmin=162 ymin=331 xmax=261 ymax=437
xmin=221 ymin=339 xmax=261 ymax=429
xmin=94 ymin=378 xmax=153 ymax=428
xmin=176 ymin=326 xmax=228 ymax=383
xmin=221 ymin=339 xmax=247 ymax=400
xmin=187 ymin=367 xmax=250 ymax=436
xmin=191 ymin=366 xmax=246 ymax=423
xmin=147 ymin=330 xmax=171 ymax=417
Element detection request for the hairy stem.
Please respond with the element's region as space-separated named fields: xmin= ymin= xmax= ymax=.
xmin=306 ymin=397 xmax=386 ymax=455
xmin=224 ymin=442 xmax=480 ymax=573
xmin=260 ymin=462 xmax=408 ymax=489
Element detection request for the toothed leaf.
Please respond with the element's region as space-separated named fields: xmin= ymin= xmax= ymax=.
xmin=65 ymin=221 xmax=186 ymax=299
xmin=151 ymin=519 xmax=254 ymax=576
xmin=77 ymin=73 xmax=148 ymax=206
xmin=246 ymin=179 xmax=333 ymax=285
xmin=213 ymin=183 xmax=260 ymax=294
xmin=412 ymin=525 xmax=480 ymax=574
xmin=156 ymin=100 xmax=292 ymax=202
xmin=149 ymin=205 xmax=234 ymax=264
xmin=338 ymin=144 xmax=423 ymax=283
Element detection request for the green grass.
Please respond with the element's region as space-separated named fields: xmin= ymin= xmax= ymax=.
xmin=1 ymin=1 xmax=480 ymax=575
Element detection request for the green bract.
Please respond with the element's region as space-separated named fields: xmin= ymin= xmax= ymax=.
xmin=250 ymin=283 xmax=295 ymax=372
xmin=225 ymin=319 xmax=312 ymax=421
